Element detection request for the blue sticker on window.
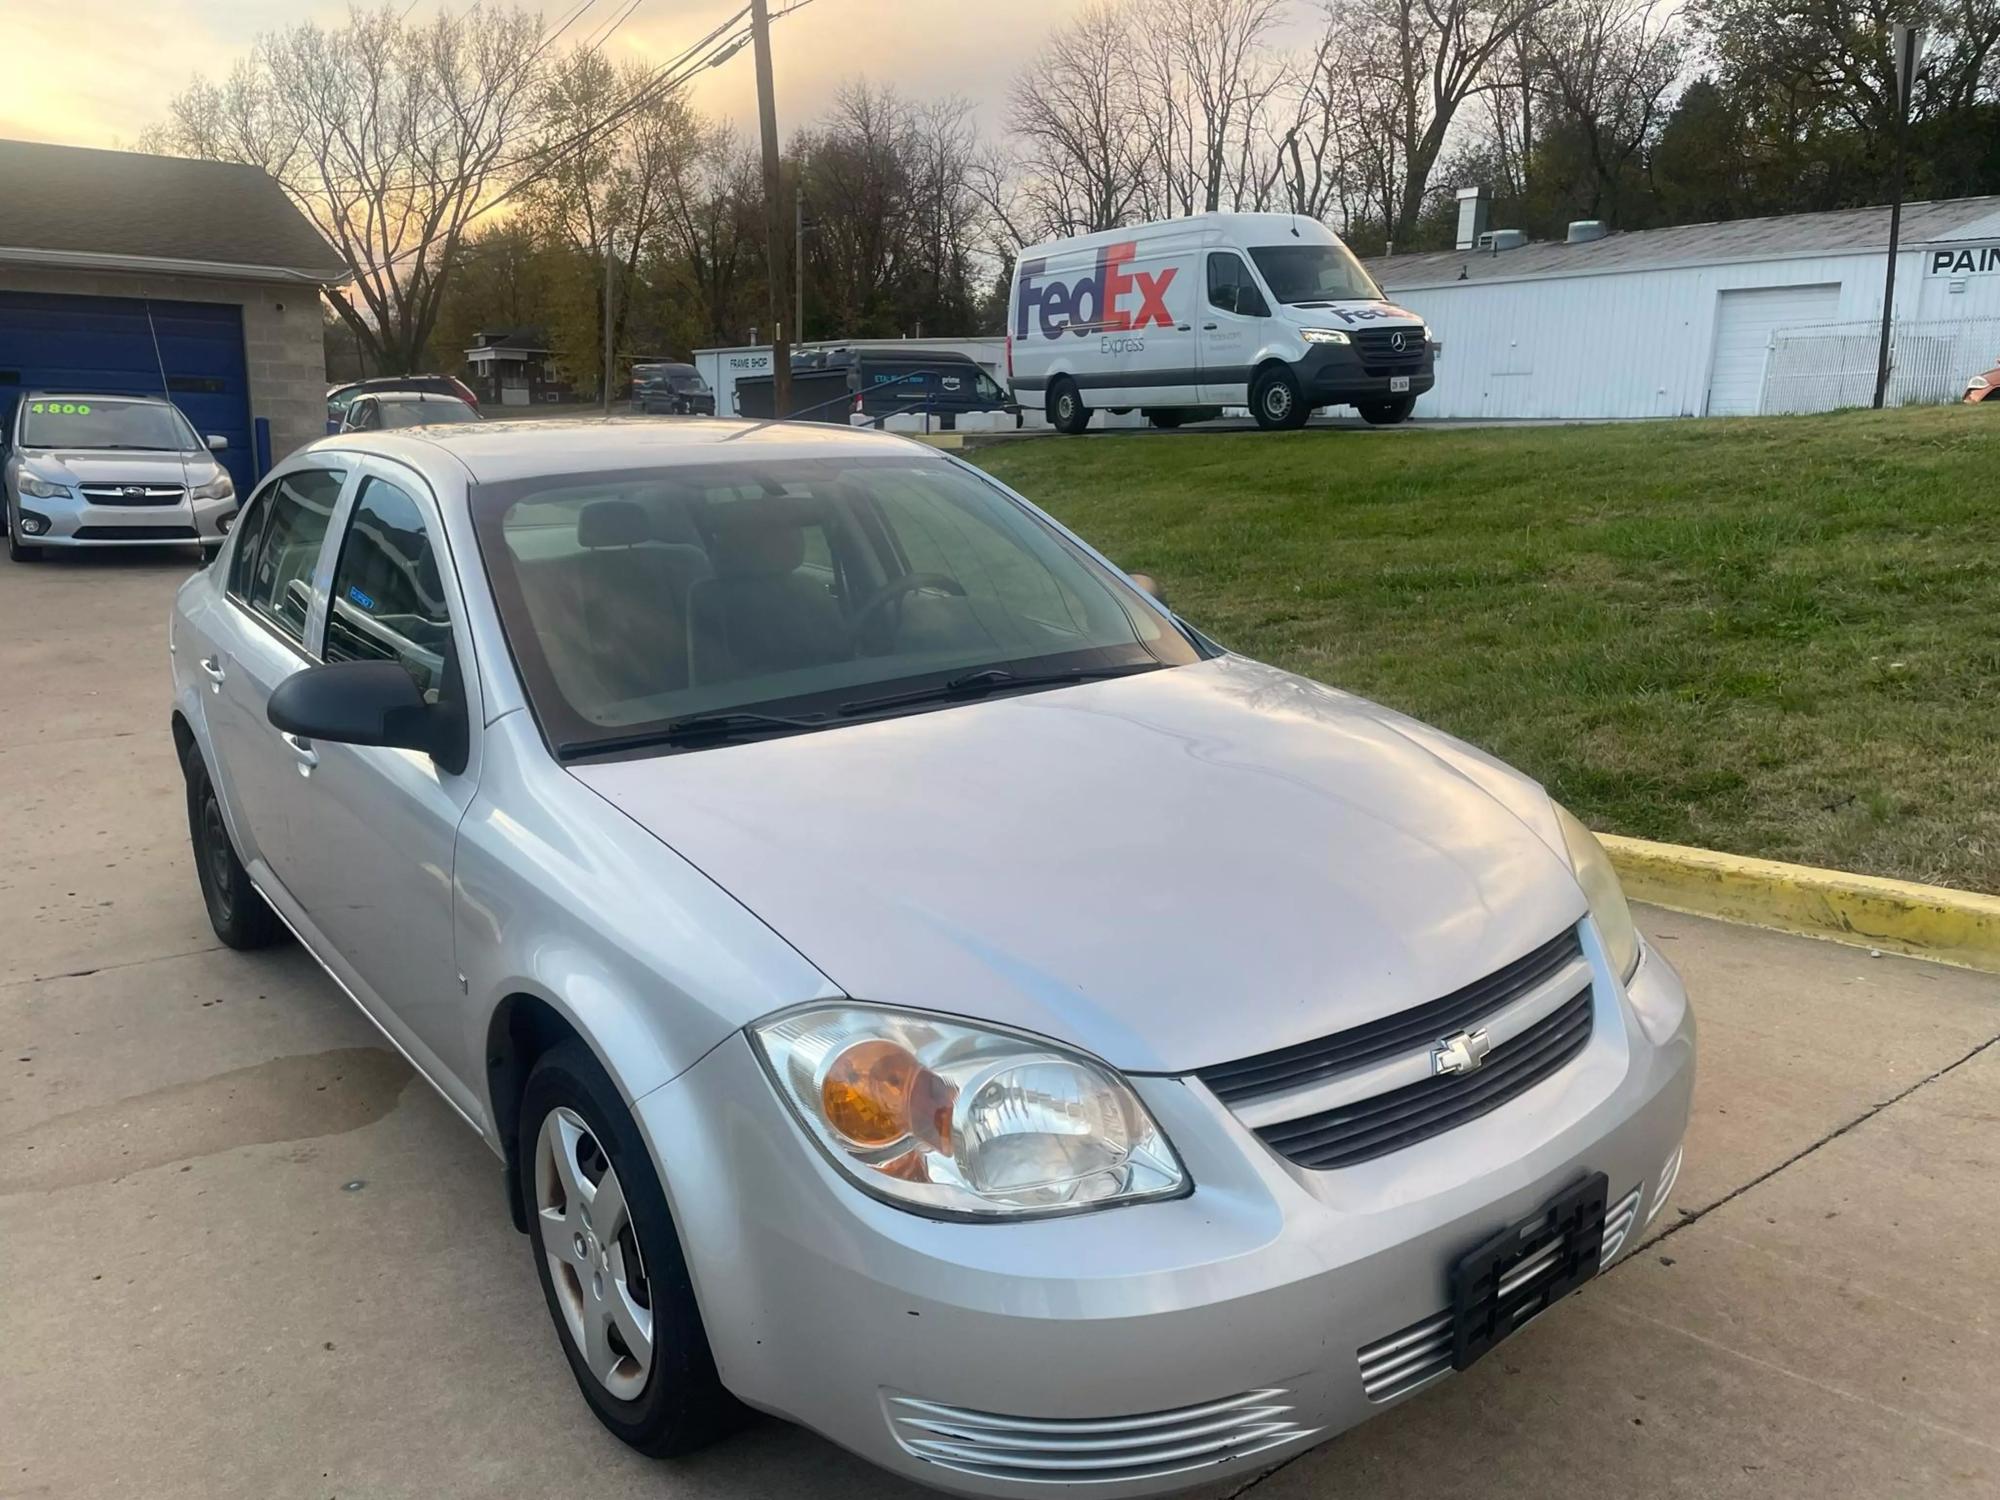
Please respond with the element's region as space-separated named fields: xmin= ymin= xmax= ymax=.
xmin=347 ymin=585 xmax=376 ymax=611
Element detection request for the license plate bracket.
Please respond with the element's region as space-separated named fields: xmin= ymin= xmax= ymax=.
xmin=1450 ymin=1172 xmax=1609 ymax=1371
xmin=1389 ymin=375 xmax=1411 ymax=393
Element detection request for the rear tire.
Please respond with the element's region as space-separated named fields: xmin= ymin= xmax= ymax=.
xmin=1145 ymin=410 xmax=1185 ymax=429
xmin=1357 ymin=396 xmax=1416 ymax=426
xmin=182 ymin=749 xmax=279 ymax=949
xmin=1250 ymin=366 xmax=1310 ymax=430
xmin=1048 ymin=379 xmax=1090 ymax=435
xmin=520 ymin=1040 xmax=742 ymax=1457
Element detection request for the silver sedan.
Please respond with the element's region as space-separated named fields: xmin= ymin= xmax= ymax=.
xmin=167 ymin=418 xmax=1694 ymax=1497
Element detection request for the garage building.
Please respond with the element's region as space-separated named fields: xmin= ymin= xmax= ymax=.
xmin=1364 ymin=194 xmax=2000 ymax=420
xmin=0 ymin=139 xmax=346 ymax=491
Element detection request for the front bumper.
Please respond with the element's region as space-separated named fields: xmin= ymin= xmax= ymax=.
xmin=1297 ymin=342 xmax=1435 ymax=405
xmin=636 ymin=941 xmax=1695 ymax=1498
xmin=13 ymin=489 xmax=235 ymax=547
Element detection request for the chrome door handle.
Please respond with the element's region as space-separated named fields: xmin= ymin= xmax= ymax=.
xmin=280 ymin=731 xmax=319 ymax=771
xmin=198 ymin=656 xmax=226 ymax=688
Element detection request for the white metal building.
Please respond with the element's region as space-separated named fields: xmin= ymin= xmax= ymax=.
xmin=1362 ymin=196 xmax=2000 ymax=420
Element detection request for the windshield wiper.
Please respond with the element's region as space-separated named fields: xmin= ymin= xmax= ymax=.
xmin=838 ymin=662 xmax=1164 ymax=716
xmin=560 ymin=709 xmax=832 ymax=758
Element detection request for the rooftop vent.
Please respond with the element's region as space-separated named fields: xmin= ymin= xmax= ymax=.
xmin=1477 ymin=229 xmax=1528 ymax=252
xmin=1454 ymin=186 xmax=1490 ymax=251
xmin=1566 ymin=220 xmax=1609 ymax=244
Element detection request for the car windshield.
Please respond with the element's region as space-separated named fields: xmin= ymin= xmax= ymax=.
xmin=19 ymin=397 xmax=199 ymax=451
xmin=473 ymin=454 xmax=1198 ymax=753
xmin=379 ymin=400 xmax=479 ymax=428
xmin=1248 ymin=243 xmax=1381 ymax=305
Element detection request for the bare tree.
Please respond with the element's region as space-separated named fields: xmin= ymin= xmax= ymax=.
xmin=656 ymin=124 xmax=761 ymax=346
xmin=145 ymin=3 xmax=549 ymax=373
xmin=1321 ymin=0 xmax=1557 ymax=245
xmin=1002 ymin=2 xmax=1151 ymax=237
xmin=1134 ymin=0 xmax=1292 ymax=214
xmin=1533 ymin=0 xmax=1688 ymax=218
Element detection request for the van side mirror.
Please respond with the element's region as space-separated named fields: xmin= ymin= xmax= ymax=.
xmin=1128 ymin=571 xmax=1168 ymax=606
xmin=207 ymin=434 xmax=228 ymax=451
xmin=267 ymin=660 xmax=465 ymax=772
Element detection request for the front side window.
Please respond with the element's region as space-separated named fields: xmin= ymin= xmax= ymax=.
xmin=1248 ymin=242 xmax=1382 ymax=305
xmin=237 ymin=468 xmax=345 ymax=646
xmin=324 ymin=477 xmax=452 ymax=697
xmin=19 ymin=397 xmax=200 ymax=452
xmin=474 ymin=455 xmax=1199 ymax=753
xmin=1206 ymin=253 xmax=1269 ymax=318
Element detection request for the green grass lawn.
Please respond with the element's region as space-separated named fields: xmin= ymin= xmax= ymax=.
xmin=973 ymin=407 xmax=2000 ymax=894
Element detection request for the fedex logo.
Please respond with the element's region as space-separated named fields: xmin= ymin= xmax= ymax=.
xmin=1016 ymin=242 xmax=1177 ymax=341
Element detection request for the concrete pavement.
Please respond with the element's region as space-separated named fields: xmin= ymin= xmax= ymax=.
xmin=2 ymin=548 xmax=1995 ymax=1499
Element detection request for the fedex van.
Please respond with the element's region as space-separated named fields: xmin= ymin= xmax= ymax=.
xmin=1007 ymin=212 xmax=1434 ymax=432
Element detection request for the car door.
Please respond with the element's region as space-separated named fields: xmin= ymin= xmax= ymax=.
xmin=1199 ymin=250 xmax=1270 ymax=405
xmin=204 ymin=463 xmax=350 ymax=880
xmin=277 ymin=458 xmax=486 ymax=1113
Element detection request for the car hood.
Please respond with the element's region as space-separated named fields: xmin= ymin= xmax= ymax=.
xmin=17 ymin=449 xmax=209 ymax=486
xmin=569 ymin=656 xmax=1586 ymax=1074
xmin=1279 ymin=300 xmax=1425 ymax=331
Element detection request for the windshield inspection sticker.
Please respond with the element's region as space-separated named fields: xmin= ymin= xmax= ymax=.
xmin=347 ymin=585 xmax=377 ymax=611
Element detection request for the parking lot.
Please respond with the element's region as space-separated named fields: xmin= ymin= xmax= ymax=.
xmin=3 ymin=548 xmax=1996 ymax=1500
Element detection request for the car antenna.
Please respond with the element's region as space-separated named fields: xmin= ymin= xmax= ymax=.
xmin=1290 ymin=216 xmax=1301 ymax=238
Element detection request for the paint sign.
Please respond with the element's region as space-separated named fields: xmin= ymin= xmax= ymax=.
xmin=1926 ymin=242 xmax=2000 ymax=276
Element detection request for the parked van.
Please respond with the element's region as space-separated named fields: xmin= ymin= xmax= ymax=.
xmin=1007 ymin=212 xmax=1434 ymax=432
xmin=736 ymin=349 xmax=1016 ymax=429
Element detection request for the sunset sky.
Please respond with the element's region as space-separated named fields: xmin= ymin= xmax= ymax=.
xmin=0 ymin=0 xmax=1145 ymax=152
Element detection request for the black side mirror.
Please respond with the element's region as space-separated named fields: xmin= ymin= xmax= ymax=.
xmin=1128 ymin=571 xmax=1168 ymax=606
xmin=267 ymin=660 xmax=466 ymax=773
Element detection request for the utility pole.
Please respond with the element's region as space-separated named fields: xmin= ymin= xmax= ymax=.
xmin=1873 ymin=22 xmax=1924 ymax=410
xmin=795 ymin=191 xmax=806 ymax=350
xmin=751 ymin=0 xmax=790 ymax=417
xmin=602 ymin=238 xmax=615 ymax=415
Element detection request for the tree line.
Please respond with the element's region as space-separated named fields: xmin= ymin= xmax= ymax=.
xmin=144 ymin=0 xmax=2000 ymax=378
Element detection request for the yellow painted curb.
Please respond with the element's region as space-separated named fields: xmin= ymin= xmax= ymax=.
xmin=911 ymin=432 xmax=966 ymax=451
xmin=1600 ymin=833 xmax=2000 ymax=974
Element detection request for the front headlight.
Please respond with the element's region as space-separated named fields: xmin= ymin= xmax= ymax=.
xmin=751 ymin=1004 xmax=1186 ymax=1219
xmin=17 ymin=474 xmax=68 ymax=499
xmin=1555 ymin=803 xmax=1641 ymax=983
xmin=1969 ymin=376 xmax=1989 ymax=390
xmin=1300 ymin=328 xmax=1351 ymax=345
xmin=191 ymin=473 xmax=235 ymax=502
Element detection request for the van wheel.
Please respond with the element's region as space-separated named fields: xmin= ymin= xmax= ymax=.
xmin=1145 ymin=410 xmax=1185 ymax=429
xmin=1251 ymin=367 xmax=1309 ymax=430
xmin=1358 ymin=396 xmax=1416 ymax=426
xmin=1048 ymin=379 xmax=1090 ymax=435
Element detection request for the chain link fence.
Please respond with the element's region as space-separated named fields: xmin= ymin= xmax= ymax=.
xmin=1760 ymin=317 xmax=2000 ymax=413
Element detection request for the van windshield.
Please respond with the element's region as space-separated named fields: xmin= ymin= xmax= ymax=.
xmin=1248 ymin=243 xmax=1381 ymax=305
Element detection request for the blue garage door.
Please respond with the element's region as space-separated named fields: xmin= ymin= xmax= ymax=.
xmin=0 ymin=291 xmax=255 ymax=494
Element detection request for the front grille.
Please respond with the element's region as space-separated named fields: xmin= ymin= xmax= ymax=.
xmin=884 ymin=1389 xmax=1316 ymax=1485
xmin=1352 ymin=326 xmax=1428 ymax=375
xmin=1254 ymin=988 xmax=1595 ymax=1170
xmin=72 ymin=524 xmax=198 ymax=541
xmin=79 ymin=483 xmax=186 ymax=507
xmin=1198 ymin=928 xmax=1584 ymax=1107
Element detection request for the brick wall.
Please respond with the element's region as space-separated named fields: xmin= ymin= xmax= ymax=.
xmin=0 ymin=265 xmax=328 ymax=467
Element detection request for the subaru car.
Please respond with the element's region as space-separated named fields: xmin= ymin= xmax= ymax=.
xmin=5 ymin=392 xmax=236 ymax=562
xmin=168 ymin=417 xmax=1693 ymax=1497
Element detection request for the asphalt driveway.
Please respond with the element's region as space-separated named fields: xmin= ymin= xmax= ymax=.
xmin=2 ymin=548 xmax=1995 ymax=1499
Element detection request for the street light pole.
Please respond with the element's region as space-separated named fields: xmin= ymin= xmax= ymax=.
xmin=750 ymin=0 xmax=790 ymax=418
xmin=1873 ymin=23 xmax=1923 ymax=410
xmin=602 ymin=238 xmax=615 ymax=415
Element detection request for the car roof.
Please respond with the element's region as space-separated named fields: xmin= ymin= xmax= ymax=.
xmin=23 ymin=390 xmax=173 ymax=404
xmin=364 ymin=391 xmax=467 ymax=404
xmin=300 ymin=416 xmax=945 ymax=485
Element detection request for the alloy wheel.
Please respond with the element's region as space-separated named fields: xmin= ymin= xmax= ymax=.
xmin=535 ymin=1106 xmax=655 ymax=1400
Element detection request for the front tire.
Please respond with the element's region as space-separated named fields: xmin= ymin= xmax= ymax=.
xmin=1250 ymin=366 xmax=1310 ymax=430
xmin=1357 ymin=396 xmax=1416 ymax=426
xmin=520 ymin=1041 xmax=740 ymax=1458
xmin=183 ymin=749 xmax=279 ymax=949
xmin=1048 ymin=378 xmax=1090 ymax=435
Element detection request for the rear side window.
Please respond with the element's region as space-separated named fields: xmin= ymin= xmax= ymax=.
xmin=324 ymin=477 xmax=452 ymax=698
xmin=235 ymin=468 xmax=345 ymax=646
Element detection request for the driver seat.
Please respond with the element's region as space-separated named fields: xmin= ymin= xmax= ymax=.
xmin=685 ymin=515 xmax=849 ymax=684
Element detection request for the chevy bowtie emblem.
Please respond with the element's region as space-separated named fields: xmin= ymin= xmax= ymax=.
xmin=1390 ymin=331 xmax=1408 ymax=352
xmin=1432 ymin=1029 xmax=1492 ymax=1077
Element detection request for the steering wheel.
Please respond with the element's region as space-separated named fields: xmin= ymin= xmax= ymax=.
xmin=851 ymin=572 xmax=967 ymax=646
